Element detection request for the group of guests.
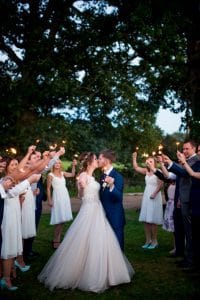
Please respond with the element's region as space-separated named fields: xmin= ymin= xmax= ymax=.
xmin=1 ymin=139 xmax=200 ymax=293
xmin=133 ymin=140 xmax=200 ymax=274
xmin=0 ymin=145 xmax=66 ymax=290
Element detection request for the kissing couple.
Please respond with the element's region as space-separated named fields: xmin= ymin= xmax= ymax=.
xmin=38 ymin=149 xmax=134 ymax=293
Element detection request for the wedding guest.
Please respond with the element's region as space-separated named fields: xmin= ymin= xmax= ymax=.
xmin=176 ymin=151 xmax=200 ymax=273
xmin=38 ymin=152 xmax=134 ymax=293
xmin=132 ymin=152 xmax=163 ymax=249
xmin=47 ymin=159 xmax=77 ymax=249
xmin=155 ymin=156 xmax=185 ymax=258
xmin=23 ymin=147 xmax=66 ymax=259
xmin=0 ymin=165 xmax=11 ymax=256
xmin=163 ymin=140 xmax=200 ymax=270
xmin=0 ymin=157 xmax=6 ymax=174
xmin=1 ymin=157 xmax=29 ymax=275
xmin=1 ymin=148 xmax=49 ymax=274
xmin=0 ymin=174 xmax=41 ymax=291
xmin=147 ymin=158 xmax=177 ymax=255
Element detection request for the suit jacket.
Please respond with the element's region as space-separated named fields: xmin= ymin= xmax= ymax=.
xmin=36 ymin=177 xmax=46 ymax=212
xmin=169 ymin=155 xmax=200 ymax=205
xmin=99 ymin=168 xmax=125 ymax=230
xmin=189 ymin=160 xmax=200 ymax=216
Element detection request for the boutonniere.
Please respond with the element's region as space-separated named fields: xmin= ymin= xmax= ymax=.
xmin=101 ymin=173 xmax=109 ymax=190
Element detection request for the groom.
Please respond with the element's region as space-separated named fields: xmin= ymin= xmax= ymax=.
xmin=98 ymin=149 xmax=125 ymax=251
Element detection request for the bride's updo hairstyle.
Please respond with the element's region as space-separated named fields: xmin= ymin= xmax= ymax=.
xmin=78 ymin=152 xmax=95 ymax=174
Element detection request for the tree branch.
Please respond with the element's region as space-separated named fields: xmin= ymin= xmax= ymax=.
xmin=0 ymin=37 xmax=22 ymax=66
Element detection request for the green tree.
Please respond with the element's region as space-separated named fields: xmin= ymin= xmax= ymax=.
xmin=0 ymin=1 xmax=199 ymax=151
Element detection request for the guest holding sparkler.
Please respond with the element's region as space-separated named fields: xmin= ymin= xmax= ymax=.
xmin=47 ymin=158 xmax=77 ymax=249
xmin=132 ymin=152 xmax=163 ymax=249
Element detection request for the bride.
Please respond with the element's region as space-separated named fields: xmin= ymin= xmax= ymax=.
xmin=38 ymin=152 xmax=134 ymax=293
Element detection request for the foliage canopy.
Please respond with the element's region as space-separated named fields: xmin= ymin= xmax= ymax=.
xmin=0 ymin=0 xmax=199 ymax=156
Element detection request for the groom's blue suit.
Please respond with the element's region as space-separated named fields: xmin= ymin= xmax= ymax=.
xmin=100 ymin=168 xmax=125 ymax=251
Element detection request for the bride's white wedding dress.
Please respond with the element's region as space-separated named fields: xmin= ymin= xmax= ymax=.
xmin=38 ymin=173 xmax=134 ymax=293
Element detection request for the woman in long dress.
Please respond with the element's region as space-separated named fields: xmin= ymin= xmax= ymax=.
xmin=132 ymin=152 xmax=163 ymax=249
xmin=38 ymin=152 xmax=134 ymax=293
xmin=47 ymin=159 xmax=76 ymax=249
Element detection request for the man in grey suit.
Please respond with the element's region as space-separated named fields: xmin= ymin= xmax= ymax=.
xmin=163 ymin=140 xmax=200 ymax=270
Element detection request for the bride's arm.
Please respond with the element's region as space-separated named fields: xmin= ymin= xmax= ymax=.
xmin=77 ymin=172 xmax=87 ymax=198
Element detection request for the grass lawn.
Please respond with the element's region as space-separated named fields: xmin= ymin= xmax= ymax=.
xmin=1 ymin=210 xmax=199 ymax=300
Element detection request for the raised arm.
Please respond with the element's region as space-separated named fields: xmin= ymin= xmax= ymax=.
xmin=47 ymin=173 xmax=53 ymax=207
xmin=177 ymin=151 xmax=200 ymax=179
xmin=18 ymin=145 xmax=36 ymax=170
xmin=64 ymin=159 xmax=77 ymax=178
xmin=132 ymin=152 xmax=147 ymax=175
xmin=43 ymin=147 xmax=66 ymax=173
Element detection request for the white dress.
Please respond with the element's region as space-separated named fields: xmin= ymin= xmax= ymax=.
xmin=1 ymin=196 xmax=23 ymax=259
xmin=139 ymin=174 xmax=163 ymax=225
xmin=38 ymin=173 xmax=134 ymax=293
xmin=49 ymin=172 xmax=73 ymax=225
xmin=21 ymin=186 xmax=36 ymax=238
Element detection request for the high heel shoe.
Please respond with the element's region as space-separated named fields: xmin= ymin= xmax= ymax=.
xmin=14 ymin=260 xmax=30 ymax=272
xmin=147 ymin=243 xmax=158 ymax=249
xmin=0 ymin=278 xmax=18 ymax=291
xmin=142 ymin=243 xmax=151 ymax=249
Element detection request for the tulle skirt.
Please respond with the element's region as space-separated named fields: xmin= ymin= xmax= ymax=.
xmin=38 ymin=200 xmax=134 ymax=293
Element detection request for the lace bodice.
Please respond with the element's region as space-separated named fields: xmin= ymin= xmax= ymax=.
xmin=80 ymin=173 xmax=100 ymax=204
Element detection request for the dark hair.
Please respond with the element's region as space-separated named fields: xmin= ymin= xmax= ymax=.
xmin=99 ymin=149 xmax=116 ymax=163
xmin=28 ymin=151 xmax=36 ymax=159
xmin=183 ymin=139 xmax=196 ymax=148
xmin=78 ymin=152 xmax=95 ymax=174
xmin=4 ymin=156 xmax=19 ymax=173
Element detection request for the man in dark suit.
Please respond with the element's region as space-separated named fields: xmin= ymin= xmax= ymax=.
xmin=98 ymin=149 xmax=125 ymax=251
xmin=152 ymin=168 xmax=185 ymax=257
xmin=164 ymin=140 xmax=200 ymax=269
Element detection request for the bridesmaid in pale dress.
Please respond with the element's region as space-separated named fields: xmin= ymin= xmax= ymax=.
xmin=0 ymin=156 xmax=40 ymax=290
xmin=132 ymin=152 xmax=163 ymax=249
xmin=21 ymin=152 xmax=40 ymax=254
xmin=47 ymin=159 xmax=77 ymax=249
xmin=1 ymin=158 xmax=28 ymax=284
xmin=0 ymin=173 xmax=41 ymax=291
